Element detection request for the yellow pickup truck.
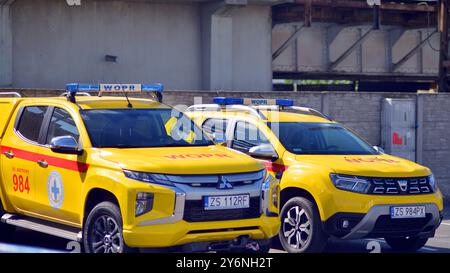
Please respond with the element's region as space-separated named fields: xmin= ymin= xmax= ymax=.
xmin=187 ymin=97 xmax=444 ymax=253
xmin=0 ymin=85 xmax=279 ymax=253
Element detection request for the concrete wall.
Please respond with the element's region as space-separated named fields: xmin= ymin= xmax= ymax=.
xmin=4 ymin=0 xmax=273 ymax=91
xmin=12 ymin=0 xmax=203 ymax=89
xmin=5 ymin=88 xmax=450 ymax=199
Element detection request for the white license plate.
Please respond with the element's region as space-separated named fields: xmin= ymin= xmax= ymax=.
xmin=390 ymin=205 xmax=426 ymax=219
xmin=204 ymin=194 xmax=250 ymax=210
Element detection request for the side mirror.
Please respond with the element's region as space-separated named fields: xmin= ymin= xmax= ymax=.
xmin=248 ymin=144 xmax=278 ymax=160
xmin=50 ymin=136 xmax=83 ymax=155
xmin=373 ymin=146 xmax=385 ymax=154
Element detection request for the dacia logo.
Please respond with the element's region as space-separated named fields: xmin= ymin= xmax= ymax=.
xmin=217 ymin=176 xmax=233 ymax=190
xmin=398 ymin=180 xmax=408 ymax=192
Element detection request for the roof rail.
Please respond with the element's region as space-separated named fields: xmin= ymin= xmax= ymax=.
xmin=60 ymin=92 xmax=92 ymax=97
xmin=186 ymin=104 xmax=266 ymax=120
xmin=0 ymin=92 xmax=22 ymax=98
xmin=253 ymin=105 xmax=331 ymax=120
xmin=186 ymin=104 xmax=221 ymax=112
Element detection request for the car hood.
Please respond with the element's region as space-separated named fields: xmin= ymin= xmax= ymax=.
xmin=294 ymin=154 xmax=430 ymax=177
xmin=99 ymin=145 xmax=263 ymax=174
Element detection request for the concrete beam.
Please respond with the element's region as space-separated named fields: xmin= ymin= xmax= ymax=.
xmin=0 ymin=0 xmax=14 ymax=87
xmin=202 ymin=1 xmax=273 ymax=91
xmin=202 ymin=2 xmax=243 ymax=90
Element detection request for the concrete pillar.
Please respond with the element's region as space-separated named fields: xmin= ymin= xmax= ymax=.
xmin=201 ymin=1 xmax=273 ymax=91
xmin=210 ymin=14 xmax=233 ymax=91
xmin=0 ymin=0 xmax=14 ymax=87
xmin=202 ymin=2 xmax=242 ymax=91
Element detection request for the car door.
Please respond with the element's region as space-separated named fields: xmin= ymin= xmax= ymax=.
xmin=231 ymin=120 xmax=272 ymax=152
xmin=201 ymin=118 xmax=230 ymax=144
xmin=0 ymin=105 xmax=49 ymax=212
xmin=33 ymin=106 xmax=84 ymax=225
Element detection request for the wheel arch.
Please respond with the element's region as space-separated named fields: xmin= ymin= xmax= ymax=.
xmin=83 ymin=188 xmax=120 ymax=225
xmin=280 ymin=187 xmax=325 ymax=221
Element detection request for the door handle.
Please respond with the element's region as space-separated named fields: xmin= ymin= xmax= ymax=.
xmin=37 ymin=160 xmax=48 ymax=168
xmin=3 ymin=151 xmax=14 ymax=159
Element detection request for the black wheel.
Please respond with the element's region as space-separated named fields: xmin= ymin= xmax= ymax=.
xmin=0 ymin=202 xmax=15 ymax=241
xmin=385 ymin=236 xmax=429 ymax=252
xmin=83 ymin=201 xmax=134 ymax=253
xmin=279 ymin=197 xmax=327 ymax=253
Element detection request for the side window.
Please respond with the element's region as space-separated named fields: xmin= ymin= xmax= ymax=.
xmin=46 ymin=108 xmax=80 ymax=144
xmin=202 ymin=118 xmax=229 ymax=141
xmin=16 ymin=106 xmax=48 ymax=143
xmin=232 ymin=121 xmax=270 ymax=151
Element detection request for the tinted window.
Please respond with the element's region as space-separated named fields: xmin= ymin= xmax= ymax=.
xmin=202 ymin=118 xmax=228 ymax=141
xmin=16 ymin=106 xmax=48 ymax=143
xmin=46 ymin=108 xmax=80 ymax=144
xmin=232 ymin=121 xmax=270 ymax=151
xmin=80 ymin=108 xmax=213 ymax=148
xmin=269 ymin=122 xmax=378 ymax=155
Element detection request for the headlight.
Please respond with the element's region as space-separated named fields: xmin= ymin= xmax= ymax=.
xmin=135 ymin=192 xmax=154 ymax=216
xmin=429 ymin=174 xmax=438 ymax=192
xmin=330 ymin=174 xmax=371 ymax=194
xmin=123 ymin=170 xmax=174 ymax=187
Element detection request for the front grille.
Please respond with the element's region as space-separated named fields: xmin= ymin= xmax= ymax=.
xmin=167 ymin=171 xmax=264 ymax=188
xmin=183 ymin=197 xmax=261 ymax=222
xmin=367 ymin=177 xmax=432 ymax=195
xmin=368 ymin=214 xmax=433 ymax=237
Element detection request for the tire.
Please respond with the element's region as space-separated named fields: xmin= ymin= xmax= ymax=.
xmin=0 ymin=202 xmax=15 ymax=241
xmin=279 ymin=197 xmax=327 ymax=253
xmin=83 ymin=201 xmax=134 ymax=253
xmin=385 ymin=236 xmax=429 ymax=252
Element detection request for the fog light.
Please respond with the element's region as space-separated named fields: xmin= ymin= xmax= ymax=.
xmin=136 ymin=192 xmax=154 ymax=216
xmin=342 ymin=220 xmax=349 ymax=229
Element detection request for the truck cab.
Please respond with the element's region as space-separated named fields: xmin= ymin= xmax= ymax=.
xmin=0 ymin=86 xmax=279 ymax=253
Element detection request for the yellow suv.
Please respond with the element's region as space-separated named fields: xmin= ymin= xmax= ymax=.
xmin=186 ymin=97 xmax=444 ymax=253
xmin=0 ymin=86 xmax=279 ymax=253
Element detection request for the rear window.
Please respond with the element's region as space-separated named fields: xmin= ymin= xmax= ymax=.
xmin=16 ymin=106 xmax=48 ymax=143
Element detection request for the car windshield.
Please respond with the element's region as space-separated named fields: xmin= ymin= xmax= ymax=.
xmin=268 ymin=122 xmax=378 ymax=155
xmin=80 ymin=108 xmax=214 ymax=148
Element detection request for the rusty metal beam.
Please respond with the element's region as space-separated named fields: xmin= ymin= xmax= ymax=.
xmin=392 ymin=30 xmax=438 ymax=72
xmin=438 ymin=0 xmax=449 ymax=92
xmin=293 ymin=0 xmax=436 ymax=12
xmin=273 ymin=5 xmax=435 ymax=28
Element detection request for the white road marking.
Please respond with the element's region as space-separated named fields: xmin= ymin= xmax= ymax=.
xmin=440 ymin=222 xmax=450 ymax=226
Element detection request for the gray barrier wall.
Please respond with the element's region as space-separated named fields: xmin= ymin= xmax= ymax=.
xmin=3 ymin=89 xmax=450 ymax=201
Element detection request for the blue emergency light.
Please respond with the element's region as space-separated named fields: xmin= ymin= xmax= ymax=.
xmin=213 ymin=97 xmax=294 ymax=107
xmin=66 ymin=83 xmax=164 ymax=93
xmin=65 ymin=83 xmax=164 ymax=104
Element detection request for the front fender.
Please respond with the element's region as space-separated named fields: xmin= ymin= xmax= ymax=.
xmin=81 ymin=168 xmax=128 ymax=224
xmin=280 ymin=166 xmax=334 ymax=221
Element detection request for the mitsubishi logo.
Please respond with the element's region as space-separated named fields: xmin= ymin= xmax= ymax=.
xmin=217 ymin=176 xmax=233 ymax=190
xmin=398 ymin=180 xmax=408 ymax=192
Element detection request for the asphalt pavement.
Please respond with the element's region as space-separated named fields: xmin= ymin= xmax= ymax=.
xmin=1 ymin=207 xmax=449 ymax=253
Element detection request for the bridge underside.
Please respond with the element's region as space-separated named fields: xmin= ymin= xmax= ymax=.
xmin=271 ymin=0 xmax=448 ymax=91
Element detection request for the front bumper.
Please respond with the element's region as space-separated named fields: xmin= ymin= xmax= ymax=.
xmin=323 ymin=203 xmax=442 ymax=240
xmin=123 ymin=215 xmax=279 ymax=248
xmin=123 ymin=172 xmax=280 ymax=248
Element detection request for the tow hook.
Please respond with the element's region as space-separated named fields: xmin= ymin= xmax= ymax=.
xmin=245 ymin=241 xmax=260 ymax=252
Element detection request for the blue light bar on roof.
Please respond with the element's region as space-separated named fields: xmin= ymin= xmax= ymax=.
xmin=213 ymin=97 xmax=294 ymax=107
xmin=65 ymin=83 xmax=164 ymax=93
